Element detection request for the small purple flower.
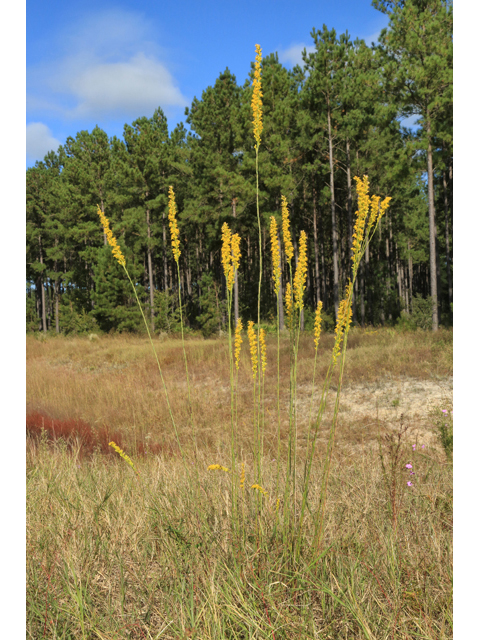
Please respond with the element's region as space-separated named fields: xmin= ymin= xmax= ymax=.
xmin=410 ymin=471 xmax=415 ymax=475
xmin=405 ymin=463 xmax=413 ymax=469
xmin=412 ymin=444 xmax=416 ymax=451
xmin=442 ymin=409 xmax=448 ymax=414
xmin=421 ymin=444 xmax=425 ymax=449
xmin=407 ymin=481 xmax=413 ymax=487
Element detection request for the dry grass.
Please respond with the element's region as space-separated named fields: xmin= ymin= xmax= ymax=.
xmin=26 ymin=328 xmax=452 ymax=458
xmin=26 ymin=328 xmax=453 ymax=639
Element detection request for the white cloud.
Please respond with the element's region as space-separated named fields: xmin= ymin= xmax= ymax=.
xmin=27 ymin=9 xmax=188 ymax=122
xmin=26 ymin=123 xmax=61 ymax=162
xmin=278 ymin=44 xmax=315 ymax=68
xmin=68 ymin=53 xmax=186 ymax=119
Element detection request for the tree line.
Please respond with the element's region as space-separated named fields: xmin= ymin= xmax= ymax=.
xmin=26 ymin=0 xmax=452 ymax=336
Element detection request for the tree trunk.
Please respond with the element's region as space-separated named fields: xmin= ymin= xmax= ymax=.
xmin=312 ymin=186 xmax=321 ymax=306
xmin=443 ymin=166 xmax=453 ymax=313
xmin=327 ymin=98 xmax=339 ymax=320
xmin=426 ymin=117 xmax=438 ymax=331
xmin=39 ymin=235 xmax=47 ymax=332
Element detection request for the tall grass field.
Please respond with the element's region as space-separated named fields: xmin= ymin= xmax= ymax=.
xmin=26 ymin=45 xmax=453 ymax=640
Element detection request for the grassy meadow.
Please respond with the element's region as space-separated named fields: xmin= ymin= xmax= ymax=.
xmin=26 ymin=329 xmax=453 ymax=639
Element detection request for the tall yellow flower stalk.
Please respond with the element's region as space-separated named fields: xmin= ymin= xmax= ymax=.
xmin=96 ymin=206 xmax=186 ymax=464
xmin=281 ymin=196 xmax=294 ymax=265
xmin=168 ymin=186 xmax=181 ymax=263
xmin=168 ymin=186 xmax=195 ymax=453
xmin=251 ymin=44 xmax=263 ymax=408
xmin=234 ymin=318 xmax=243 ymax=370
xmin=97 ymin=207 xmax=126 ymax=267
xmin=252 ymin=44 xmax=263 ymax=149
xmin=309 ymin=177 xmax=391 ymax=555
xmin=247 ymin=320 xmax=258 ymax=380
xmin=270 ymin=217 xmax=281 ymax=296
xmin=293 ymin=230 xmax=308 ymax=310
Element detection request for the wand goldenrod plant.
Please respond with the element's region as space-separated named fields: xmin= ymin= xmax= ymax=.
xmin=94 ymin=45 xmax=391 ymax=567
xmin=109 ymin=441 xmax=139 ymax=476
xmin=96 ymin=205 xmax=185 ymax=463
xmin=168 ymin=186 xmax=195 ymax=453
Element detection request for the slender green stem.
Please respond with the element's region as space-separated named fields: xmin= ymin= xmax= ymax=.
xmin=123 ymin=266 xmax=185 ymax=464
xmin=176 ymin=260 xmax=196 ymax=456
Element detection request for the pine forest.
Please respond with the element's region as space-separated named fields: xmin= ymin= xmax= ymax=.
xmin=26 ymin=1 xmax=453 ymax=336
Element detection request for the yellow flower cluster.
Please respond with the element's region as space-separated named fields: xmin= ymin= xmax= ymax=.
xmin=281 ymin=195 xmax=294 ymax=263
xmin=207 ymin=464 xmax=229 ymax=472
xmin=332 ymin=281 xmax=354 ymax=364
xmin=234 ymin=317 xmax=243 ymax=370
xmin=109 ymin=441 xmax=139 ymax=474
xmin=97 ymin=206 xmax=126 ymax=267
xmin=269 ymin=217 xmax=281 ymax=296
xmin=168 ymin=186 xmax=181 ymax=263
xmin=285 ymin=282 xmax=293 ymax=320
xmin=251 ymin=483 xmax=268 ymax=495
xmin=293 ymin=230 xmax=308 ymax=310
xmin=221 ymin=222 xmax=241 ymax=292
xmin=351 ymin=176 xmax=391 ymax=269
xmin=259 ymin=328 xmax=267 ymax=375
xmin=240 ymin=463 xmax=245 ymax=490
xmin=247 ymin=320 xmax=258 ymax=380
xmin=314 ymin=300 xmax=323 ymax=350
xmin=251 ymin=44 xmax=263 ymax=148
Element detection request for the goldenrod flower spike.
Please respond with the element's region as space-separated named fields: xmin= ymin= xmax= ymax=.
xmin=281 ymin=195 xmax=294 ymax=263
xmin=251 ymin=483 xmax=268 ymax=495
xmin=251 ymin=44 xmax=263 ymax=148
xmin=240 ymin=463 xmax=245 ymax=490
xmin=230 ymin=233 xmax=241 ymax=291
xmin=221 ymin=222 xmax=232 ymax=282
xmin=234 ymin=318 xmax=243 ymax=370
xmin=97 ymin=206 xmax=126 ymax=267
xmin=293 ymin=230 xmax=308 ymax=310
xmin=332 ymin=281 xmax=354 ymax=364
xmin=247 ymin=320 xmax=258 ymax=380
xmin=168 ymin=186 xmax=181 ymax=263
xmin=259 ymin=328 xmax=267 ymax=375
xmin=270 ymin=217 xmax=281 ymax=295
xmin=314 ymin=300 xmax=323 ymax=350
xmin=285 ymin=282 xmax=293 ymax=320
xmin=207 ymin=464 xmax=229 ymax=472
xmin=109 ymin=441 xmax=139 ymax=475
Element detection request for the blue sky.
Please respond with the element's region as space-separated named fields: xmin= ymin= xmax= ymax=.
xmin=26 ymin=0 xmax=391 ymax=167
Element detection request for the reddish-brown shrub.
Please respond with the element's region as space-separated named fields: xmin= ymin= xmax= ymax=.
xmin=26 ymin=411 xmax=177 ymax=459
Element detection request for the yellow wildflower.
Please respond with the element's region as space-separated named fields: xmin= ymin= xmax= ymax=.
xmin=247 ymin=320 xmax=258 ymax=380
xmin=293 ymin=230 xmax=308 ymax=310
xmin=234 ymin=317 xmax=243 ymax=370
xmin=251 ymin=44 xmax=263 ymax=147
xmin=314 ymin=300 xmax=323 ymax=350
xmin=109 ymin=441 xmax=139 ymax=475
xmin=168 ymin=186 xmax=181 ymax=263
xmin=285 ymin=282 xmax=293 ymax=320
xmin=221 ymin=222 xmax=232 ymax=281
xmin=240 ymin=463 xmax=245 ymax=490
xmin=332 ymin=281 xmax=354 ymax=364
xmin=270 ymin=217 xmax=281 ymax=296
xmin=281 ymin=195 xmax=294 ymax=263
xmin=251 ymin=483 xmax=268 ymax=495
xmin=207 ymin=464 xmax=229 ymax=472
xmin=259 ymin=328 xmax=267 ymax=375
xmin=231 ymin=233 xmax=241 ymax=273
xmin=97 ymin=206 xmax=126 ymax=267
